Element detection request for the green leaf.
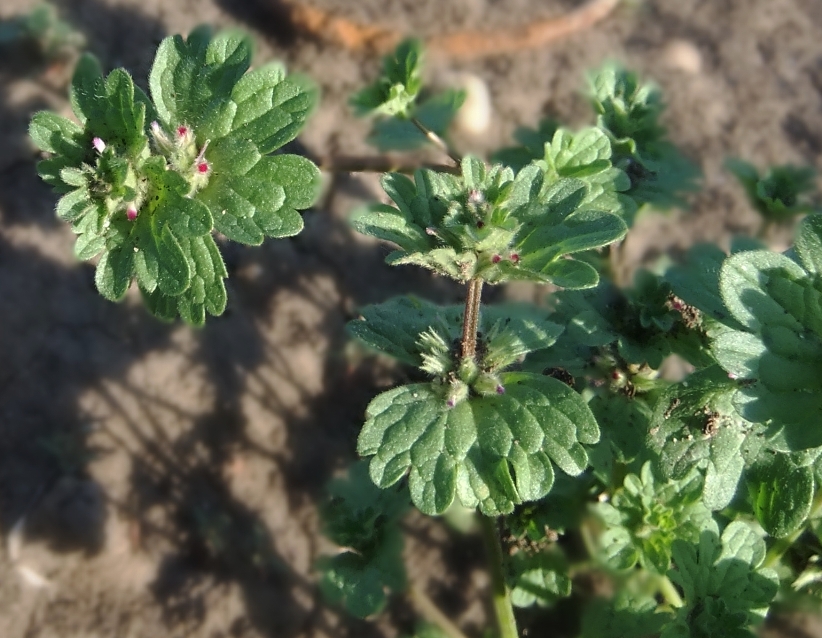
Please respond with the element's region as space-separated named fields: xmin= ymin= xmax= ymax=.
xmin=351 ymin=39 xmax=423 ymax=118
xmin=29 ymin=111 xmax=87 ymax=191
xmin=581 ymin=592 xmax=672 ymax=638
xmin=69 ymin=53 xmax=104 ymax=125
xmin=539 ymin=258 xmax=600 ymax=289
xmin=596 ymin=462 xmax=717 ymax=574
xmin=796 ymin=213 xmax=822 ymax=275
xmin=348 ymin=295 xmax=562 ymax=368
xmin=747 ymin=452 xmax=815 ymax=538
xmin=718 ymin=250 xmax=807 ymax=332
xmin=358 ymin=372 xmax=598 ymax=516
xmin=727 ymin=158 xmax=817 ymax=222
xmin=55 ymin=188 xmax=93 ymax=223
xmin=665 ymin=243 xmax=743 ymax=329
xmin=665 ymin=523 xmax=779 ymax=636
xmin=710 ymin=250 xmax=822 ymax=449
xmin=493 ymin=119 xmax=561 ymax=172
xmin=95 ymin=243 xmax=134 ymax=301
xmin=29 ymin=111 xmax=84 ymax=156
xmin=201 ymin=154 xmax=318 ymax=244
xmin=588 ymin=63 xmax=700 ymax=211
xmin=321 ymin=460 xmax=408 ymax=553
xmin=647 ymin=366 xmax=750 ymax=511
xmin=318 ymin=534 xmax=405 ymax=618
xmin=508 ymin=551 xmax=571 ymax=608
xmin=229 ymin=64 xmax=317 ymax=154
xmin=540 ymin=127 xmax=636 ymax=220
xmin=518 ymin=209 xmax=628 ymax=267
xmin=155 ymin=225 xmax=191 ymax=295
xmin=149 ymin=27 xmax=252 ymax=132
xmin=588 ymin=393 xmax=653 ymax=483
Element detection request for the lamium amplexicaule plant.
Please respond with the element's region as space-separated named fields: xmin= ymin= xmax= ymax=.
xmin=30 ymin=26 xmax=822 ymax=638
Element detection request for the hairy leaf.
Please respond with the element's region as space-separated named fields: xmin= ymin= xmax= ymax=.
xmin=358 ymin=373 xmax=598 ymax=516
xmin=663 ymin=523 xmax=779 ymax=637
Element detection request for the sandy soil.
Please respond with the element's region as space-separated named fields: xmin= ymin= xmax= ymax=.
xmin=1 ymin=1 xmax=821 ymax=636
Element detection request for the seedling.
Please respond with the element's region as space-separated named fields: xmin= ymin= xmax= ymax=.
xmin=30 ymin=30 xmax=822 ymax=638
xmin=30 ymin=27 xmax=320 ymax=325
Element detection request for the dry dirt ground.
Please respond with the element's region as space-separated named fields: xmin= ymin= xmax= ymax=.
xmin=1 ymin=1 xmax=821 ymax=637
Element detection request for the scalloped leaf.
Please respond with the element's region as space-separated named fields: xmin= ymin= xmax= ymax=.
xmin=358 ymin=372 xmax=599 ymax=516
xmin=348 ymin=295 xmax=562 ymax=368
xmin=200 ymin=153 xmax=319 ymax=244
xmin=228 ymin=63 xmax=318 ymax=154
xmin=712 ymin=250 xmax=822 ymax=449
xmin=508 ymin=551 xmax=571 ymax=608
xmin=596 ymin=462 xmax=717 ymax=574
xmin=664 ymin=523 xmax=779 ymax=637
xmin=318 ymin=532 xmax=405 ymax=619
xmin=149 ymin=27 xmax=252 ymax=132
xmin=647 ymin=366 xmax=750 ymax=511
xmin=350 ymin=39 xmax=423 ymax=118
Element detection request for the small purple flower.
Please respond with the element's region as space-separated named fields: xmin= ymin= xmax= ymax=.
xmin=496 ymin=384 xmax=505 ymax=395
xmin=92 ymin=137 xmax=106 ymax=153
xmin=446 ymin=398 xmax=456 ymax=408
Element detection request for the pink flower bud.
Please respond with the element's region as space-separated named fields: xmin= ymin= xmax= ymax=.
xmin=496 ymin=384 xmax=505 ymax=395
xmin=126 ymin=206 xmax=138 ymax=221
xmin=491 ymin=254 xmax=501 ymax=264
xmin=151 ymin=121 xmax=161 ymax=134
xmin=509 ymin=253 xmax=520 ymax=263
xmin=177 ymin=125 xmax=188 ymax=138
xmin=92 ymin=137 xmax=106 ymax=153
xmin=197 ymin=161 xmax=209 ymax=174
xmin=446 ymin=398 xmax=456 ymax=408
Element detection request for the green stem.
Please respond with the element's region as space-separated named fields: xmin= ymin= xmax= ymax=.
xmin=657 ymin=574 xmax=684 ymax=608
xmin=460 ymin=279 xmax=483 ymax=360
xmin=411 ymin=117 xmax=462 ymax=165
xmin=408 ymin=584 xmax=470 ymax=638
xmin=479 ymin=516 xmax=519 ymax=638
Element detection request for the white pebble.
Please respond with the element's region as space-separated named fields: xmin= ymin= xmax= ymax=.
xmin=451 ymin=73 xmax=492 ymax=136
xmin=663 ymin=39 xmax=703 ymax=75
xmin=6 ymin=516 xmax=25 ymax=562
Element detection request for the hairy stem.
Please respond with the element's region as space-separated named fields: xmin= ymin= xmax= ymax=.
xmin=408 ymin=584 xmax=470 ymax=638
xmin=460 ymin=279 xmax=483 ymax=360
xmin=479 ymin=516 xmax=519 ymax=638
xmin=411 ymin=117 xmax=462 ymax=165
xmin=320 ymin=154 xmax=461 ymax=175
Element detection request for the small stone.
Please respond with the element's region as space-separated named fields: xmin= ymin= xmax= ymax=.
xmin=662 ymin=39 xmax=702 ymax=75
xmin=450 ymin=73 xmax=492 ymax=136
